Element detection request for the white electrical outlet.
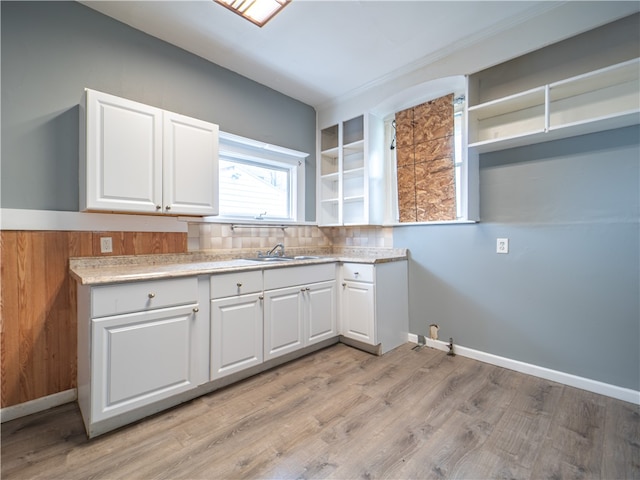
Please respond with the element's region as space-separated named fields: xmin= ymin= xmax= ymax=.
xmin=100 ymin=237 xmax=113 ymax=253
xmin=496 ymin=238 xmax=509 ymax=254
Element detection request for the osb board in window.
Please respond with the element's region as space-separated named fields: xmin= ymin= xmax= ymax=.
xmin=395 ymin=93 xmax=456 ymax=223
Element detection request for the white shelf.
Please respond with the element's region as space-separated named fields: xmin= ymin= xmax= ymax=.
xmin=468 ymin=86 xmax=546 ymax=118
xmin=343 ymin=167 xmax=365 ymax=178
xmin=321 ymin=172 xmax=340 ymax=180
xmin=320 ymin=146 xmax=340 ymax=159
xmin=468 ymin=58 xmax=639 ymax=153
xmin=316 ymin=113 xmax=383 ymax=226
xmin=343 ymin=139 xmax=365 ymax=153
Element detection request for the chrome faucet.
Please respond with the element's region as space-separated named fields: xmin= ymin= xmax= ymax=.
xmin=266 ymin=243 xmax=285 ymax=257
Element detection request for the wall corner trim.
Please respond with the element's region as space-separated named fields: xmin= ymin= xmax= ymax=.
xmin=407 ymin=333 xmax=640 ymax=405
xmin=1 ymin=389 xmax=78 ymax=423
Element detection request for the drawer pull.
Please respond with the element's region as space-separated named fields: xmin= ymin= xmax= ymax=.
xmin=301 ymin=288 xmax=306 ymax=292
xmin=193 ymin=307 xmax=199 ymax=313
xmin=354 ymin=272 xmax=360 ymax=276
xmin=305 ymin=287 xmax=311 ymax=291
xmin=148 ymin=293 xmax=156 ymax=299
xmin=259 ymin=295 xmax=264 ymax=300
xmin=342 ymin=282 xmax=347 ymax=287
xmin=237 ymin=283 xmax=243 ymax=288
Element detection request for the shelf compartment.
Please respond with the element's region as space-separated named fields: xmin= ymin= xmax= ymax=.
xmin=319 ymin=199 xmax=339 ymax=225
xmin=343 ymin=143 xmax=364 ymax=171
xmin=343 ymin=115 xmax=364 ymax=145
xmin=320 ymin=175 xmax=340 ymax=202
xmin=343 ymin=197 xmax=365 ymax=225
xmin=320 ymin=150 xmax=339 ymax=176
xmin=321 ymin=124 xmax=339 ymax=151
xmin=549 ymin=59 xmax=640 ymax=129
xmin=343 ymin=174 xmax=364 ymax=200
xmin=468 ymin=86 xmax=546 ymax=145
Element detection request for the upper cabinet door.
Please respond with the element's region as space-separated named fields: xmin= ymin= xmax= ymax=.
xmin=81 ymin=88 xmax=219 ymax=216
xmin=83 ymin=89 xmax=163 ymax=213
xmin=163 ymin=111 xmax=219 ymax=216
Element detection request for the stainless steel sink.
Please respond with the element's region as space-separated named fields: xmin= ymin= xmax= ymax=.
xmin=244 ymin=256 xmax=294 ymax=262
xmin=243 ymin=255 xmax=321 ymax=262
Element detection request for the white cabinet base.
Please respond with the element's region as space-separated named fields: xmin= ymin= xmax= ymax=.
xmin=211 ymin=293 xmax=263 ymax=379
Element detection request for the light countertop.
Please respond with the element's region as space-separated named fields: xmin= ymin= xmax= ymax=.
xmin=70 ymin=247 xmax=408 ymax=285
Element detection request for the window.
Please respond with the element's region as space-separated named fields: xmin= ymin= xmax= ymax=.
xmin=217 ymin=132 xmax=307 ymax=222
xmin=390 ymin=92 xmax=468 ymax=223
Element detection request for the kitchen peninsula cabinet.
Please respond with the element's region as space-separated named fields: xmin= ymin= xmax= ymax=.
xmin=80 ymin=88 xmax=219 ymax=216
xmin=263 ymin=264 xmax=337 ymax=360
xmin=77 ymin=276 xmax=209 ymax=437
xmin=210 ymin=271 xmax=264 ymax=380
xmin=340 ymin=260 xmax=409 ymax=354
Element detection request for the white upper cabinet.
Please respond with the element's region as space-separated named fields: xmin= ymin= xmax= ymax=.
xmin=163 ymin=111 xmax=219 ymax=215
xmin=80 ymin=89 xmax=219 ymax=215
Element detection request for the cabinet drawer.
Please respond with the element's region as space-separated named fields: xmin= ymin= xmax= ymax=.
xmin=342 ymin=263 xmax=374 ymax=283
xmin=211 ymin=270 xmax=263 ymax=299
xmin=264 ymin=263 xmax=336 ymax=290
xmin=92 ymin=277 xmax=198 ymax=318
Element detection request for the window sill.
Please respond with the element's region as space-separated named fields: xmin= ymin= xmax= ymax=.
xmin=385 ymin=219 xmax=478 ymax=227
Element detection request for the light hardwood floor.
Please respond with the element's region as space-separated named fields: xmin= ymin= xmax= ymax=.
xmin=2 ymin=343 xmax=639 ymax=479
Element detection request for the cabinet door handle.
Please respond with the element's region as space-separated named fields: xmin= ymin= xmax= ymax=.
xmin=148 ymin=293 xmax=156 ymax=298
xmin=305 ymin=287 xmax=311 ymax=291
xmin=165 ymin=206 xmax=171 ymax=211
xmin=259 ymin=295 xmax=264 ymax=300
xmin=301 ymin=288 xmax=306 ymax=292
xmin=342 ymin=282 xmax=347 ymax=287
xmin=193 ymin=307 xmax=199 ymax=313
xmin=237 ymin=283 xmax=243 ymax=287
xmin=155 ymin=205 xmax=161 ymax=210
xmin=354 ymin=272 xmax=359 ymax=276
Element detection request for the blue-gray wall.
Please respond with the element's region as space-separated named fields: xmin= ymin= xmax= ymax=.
xmin=394 ymin=126 xmax=640 ymax=390
xmin=1 ymin=1 xmax=316 ymax=219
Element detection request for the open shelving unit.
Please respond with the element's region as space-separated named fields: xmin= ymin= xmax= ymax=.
xmin=467 ymin=58 xmax=639 ymax=153
xmin=317 ymin=113 xmax=383 ymax=226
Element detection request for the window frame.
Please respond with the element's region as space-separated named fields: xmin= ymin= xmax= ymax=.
xmin=216 ymin=131 xmax=308 ymax=223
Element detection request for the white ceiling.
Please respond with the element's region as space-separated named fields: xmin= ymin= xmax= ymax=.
xmin=80 ymin=1 xmax=638 ymax=108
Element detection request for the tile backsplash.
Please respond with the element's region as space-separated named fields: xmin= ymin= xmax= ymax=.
xmin=189 ymin=223 xmax=393 ymax=252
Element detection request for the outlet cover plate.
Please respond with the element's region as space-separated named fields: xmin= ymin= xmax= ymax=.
xmin=100 ymin=237 xmax=113 ymax=253
xmin=497 ymin=238 xmax=509 ymax=254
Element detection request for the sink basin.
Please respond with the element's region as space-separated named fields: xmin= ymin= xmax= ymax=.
xmin=244 ymin=256 xmax=294 ymax=262
xmin=243 ymin=255 xmax=321 ymax=262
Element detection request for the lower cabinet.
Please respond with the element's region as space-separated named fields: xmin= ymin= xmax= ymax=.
xmin=75 ymin=259 xmax=407 ymax=438
xmin=92 ymin=304 xmax=198 ymax=422
xmin=263 ymin=264 xmax=337 ymax=361
xmin=210 ymin=270 xmax=264 ymax=380
xmin=340 ymin=260 xmax=409 ymax=354
xmin=77 ymin=276 xmax=208 ymax=437
xmin=263 ymin=286 xmax=304 ymax=360
xmin=341 ymin=280 xmax=375 ymax=344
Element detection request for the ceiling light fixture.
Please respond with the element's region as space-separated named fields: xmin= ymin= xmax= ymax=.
xmin=214 ymin=0 xmax=290 ymax=27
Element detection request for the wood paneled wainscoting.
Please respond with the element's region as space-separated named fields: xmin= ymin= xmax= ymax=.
xmin=0 ymin=231 xmax=187 ymax=409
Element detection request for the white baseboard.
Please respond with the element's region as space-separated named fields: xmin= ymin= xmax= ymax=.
xmin=407 ymin=333 xmax=639 ymax=405
xmin=1 ymin=389 xmax=77 ymax=423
